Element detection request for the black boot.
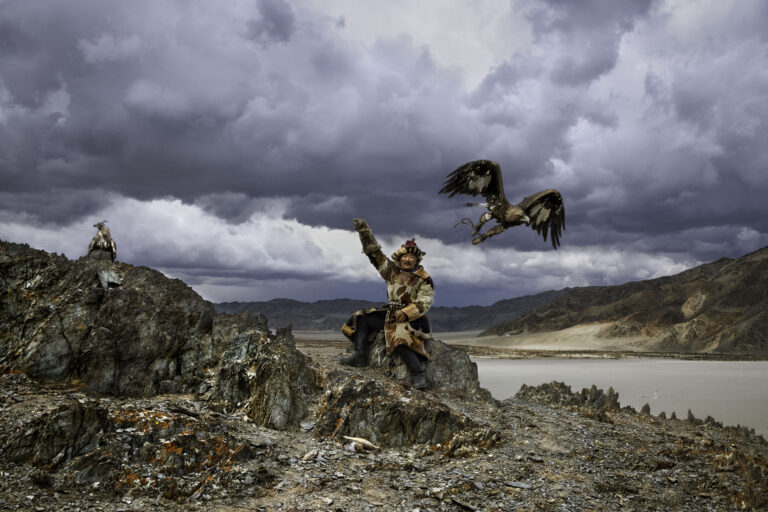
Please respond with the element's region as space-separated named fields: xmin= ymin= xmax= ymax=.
xmin=340 ymin=329 xmax=370 ymax=367
xmin=397 ymin=346 xmax=427 ymax=390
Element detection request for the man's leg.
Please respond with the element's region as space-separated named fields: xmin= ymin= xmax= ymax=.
xmin=340 ymin=311 xmax=385 ymax=366
xmin=395 ymin=345 xmax=427 ymax=390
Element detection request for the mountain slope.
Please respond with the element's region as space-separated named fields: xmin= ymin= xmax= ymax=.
xmin=481 ymin=246 xmax=768 ymax=354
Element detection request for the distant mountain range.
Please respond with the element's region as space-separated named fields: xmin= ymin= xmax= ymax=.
xmin=215 ymin=290 xmax=568 ymax=333
xmin=481 ymin=246 xmax=768 ymax=354
xmin=217 ymin=245 xmax=768 ymax=354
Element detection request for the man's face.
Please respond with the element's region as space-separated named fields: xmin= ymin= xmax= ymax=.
xmin=400 ymin=253 xmax=418 ymax=270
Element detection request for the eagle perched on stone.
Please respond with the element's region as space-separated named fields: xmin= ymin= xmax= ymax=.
xmin=440 ymin=160 xmax=565 ymax=248
xmin=88 ymin=221 xmax=117 ymax=262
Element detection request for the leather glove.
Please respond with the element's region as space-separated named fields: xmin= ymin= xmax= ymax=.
xmin=395 ymin=311 xmax=407 ymax=323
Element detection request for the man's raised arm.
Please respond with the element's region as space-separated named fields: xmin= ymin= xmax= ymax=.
xmin=353 ymin=218 xmax=388 ymax=273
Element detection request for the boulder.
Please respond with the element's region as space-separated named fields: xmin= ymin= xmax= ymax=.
xmin=1 ymin=399 xmax=110 ymax=468
xmin=361 ymin=331 xmax=493 ymax=402
xmin=209 ymin=322 xmax=318 ymax=429
xmin=314 ymin=376 xmax=498 ymax=449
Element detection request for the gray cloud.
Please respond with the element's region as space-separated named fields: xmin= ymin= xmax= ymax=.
xmin=248 ymin=0 xmax=297 ymax=45
xmin=1 ymin=0 xmax=767 ymax=305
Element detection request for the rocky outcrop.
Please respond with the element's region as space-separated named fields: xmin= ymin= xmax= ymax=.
xmin=363 ymin=331 xmax=493 ymax=402
xmin=0 ymin=240 xmax=494 ymax=447
xmin=314 ymin=376 xmax=499 ymax=450
xmin=209 ymin=318 xmax=319 ymax=430
xmin=0 ymin=377 xmax=275 ymax=501
xmin=2 ymin=369 xmax=766 ymax=511
xmin=0 ymin=241 xmax=322 ymax=431
xmin=3 ymin=398 xmax=111 ymax=468
xmin=0 ymin=242 xmax=215 ymax=395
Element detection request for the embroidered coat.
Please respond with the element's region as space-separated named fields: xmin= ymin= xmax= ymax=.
xmin=342 ymin=219 xmax=434 ymax=358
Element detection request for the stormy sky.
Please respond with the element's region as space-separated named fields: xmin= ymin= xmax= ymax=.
xmin=1 ymin=0 xmax=767 ymax=307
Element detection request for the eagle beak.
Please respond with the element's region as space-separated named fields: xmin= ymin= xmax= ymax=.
xmin=523 ymin=215 xmax=531 ymax=225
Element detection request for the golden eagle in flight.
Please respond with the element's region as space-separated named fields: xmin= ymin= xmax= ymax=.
xmin=439 ymin=160 xmax=565 ymax=248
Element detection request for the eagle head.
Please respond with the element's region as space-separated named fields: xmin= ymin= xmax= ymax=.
xmin=503 ymin=207 xmax=530 ymax=226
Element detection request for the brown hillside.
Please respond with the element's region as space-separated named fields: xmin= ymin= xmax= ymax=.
xmin=481 ymin=246 xmax=768 ymax=354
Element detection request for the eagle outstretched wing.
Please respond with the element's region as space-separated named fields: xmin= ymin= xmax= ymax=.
xmin=519 ymin=189 xmax=565 ymax=249
xmin=439 ymin=159 xmax=505 ymax=203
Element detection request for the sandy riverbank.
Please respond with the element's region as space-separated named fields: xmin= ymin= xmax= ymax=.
xmin=293 ymin=327 xmax=768 ymax=361
xmin=295 ymin=324 xmax=650 ymax=351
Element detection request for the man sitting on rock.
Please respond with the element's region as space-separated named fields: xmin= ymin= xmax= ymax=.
xmin=340 ymin=218 xmax=434 ymax=390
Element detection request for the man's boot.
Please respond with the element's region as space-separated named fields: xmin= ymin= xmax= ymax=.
xmin=340 ymin=329 xmax=370 ymax=367
xmin=397 ymin=346 xmax=427 ymax=390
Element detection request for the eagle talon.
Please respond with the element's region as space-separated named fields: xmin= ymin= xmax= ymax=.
xmin=453 ymin=217 xmax=476 ymax=230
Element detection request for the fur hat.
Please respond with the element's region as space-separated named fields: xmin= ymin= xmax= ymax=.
xmin=391 ymin=239 xmax=425 ymax=262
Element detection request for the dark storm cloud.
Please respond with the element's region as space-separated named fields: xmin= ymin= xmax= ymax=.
xmin=2 ymin=0 xmax=768 ymax=305
xmin=0 ymin=0 xmax=475 ymax=228
xmin=0 ymin=190 xmax=114 ymax=227
xmin=247 ymin=0 xmax=297 ymax=45
xmin=525 ymin=0 xmax=653 ymax=85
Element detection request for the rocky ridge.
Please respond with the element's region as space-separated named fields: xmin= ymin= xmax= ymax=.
xmin=1 ymin=240 xmax=767 ymax=510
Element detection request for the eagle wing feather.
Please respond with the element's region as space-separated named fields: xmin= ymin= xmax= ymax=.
xmin=439 ymin=159 xmax=506 ymax=203
xmin=517 ymin=189 xmax=565 ymax=249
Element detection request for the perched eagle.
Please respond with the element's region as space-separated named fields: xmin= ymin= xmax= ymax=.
xmin=439 ymin=160 xmax=565 ymax=248
xmin=88 ymin=221 xmax=117 ymax=262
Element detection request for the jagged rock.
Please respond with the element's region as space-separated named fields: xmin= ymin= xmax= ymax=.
xmin=0 ymin=390 xmax=274 ymax=499
xmin=0 ymin=240 xmax=320 ymax=434
xmin=209 ymin=325 xmax=318 ymax=430
xmin=0 ymin=241 xmax=216 ymax=395
xmin=97 ymin=269 xmax=122 ymax=290
xmin=1 ymin=399 xmax=110 ymax=467
xmin=314 ymin=376 xmax=498 ymax=448
xmin=361 ymin=331 xmax=493 ymax=402
xmin=516 ymin=382 xmax=623 ymax=423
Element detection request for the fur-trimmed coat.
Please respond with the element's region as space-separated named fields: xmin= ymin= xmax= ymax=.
xmin=343 ymin=219 xmax=434 ymax=358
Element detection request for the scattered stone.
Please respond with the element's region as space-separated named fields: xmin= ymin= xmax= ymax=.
xmin=342 ymin=436 xmax=380 ymax=453
xmin=505 ymin=481 xmax=531 ymax=489
xmin=301 ymin=450 xmax=318 ymax=462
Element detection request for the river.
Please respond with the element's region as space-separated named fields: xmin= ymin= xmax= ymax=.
xmin=473 ymin=358 xmax=768 ymax=437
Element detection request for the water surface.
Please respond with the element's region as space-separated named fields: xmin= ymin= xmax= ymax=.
xmin=474 ymin=358 xmax=768 ymax=437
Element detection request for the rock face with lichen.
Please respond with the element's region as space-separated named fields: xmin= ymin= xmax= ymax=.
xmin=314 ymin=376 xmax=499 ymax=449
xmin=0 ymin=241 xmax=321 ymax=428
xmin=209 ymin=317 xmax=319 ymax=430
xmin=0 ymin=242 xmax=216 ymax=395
